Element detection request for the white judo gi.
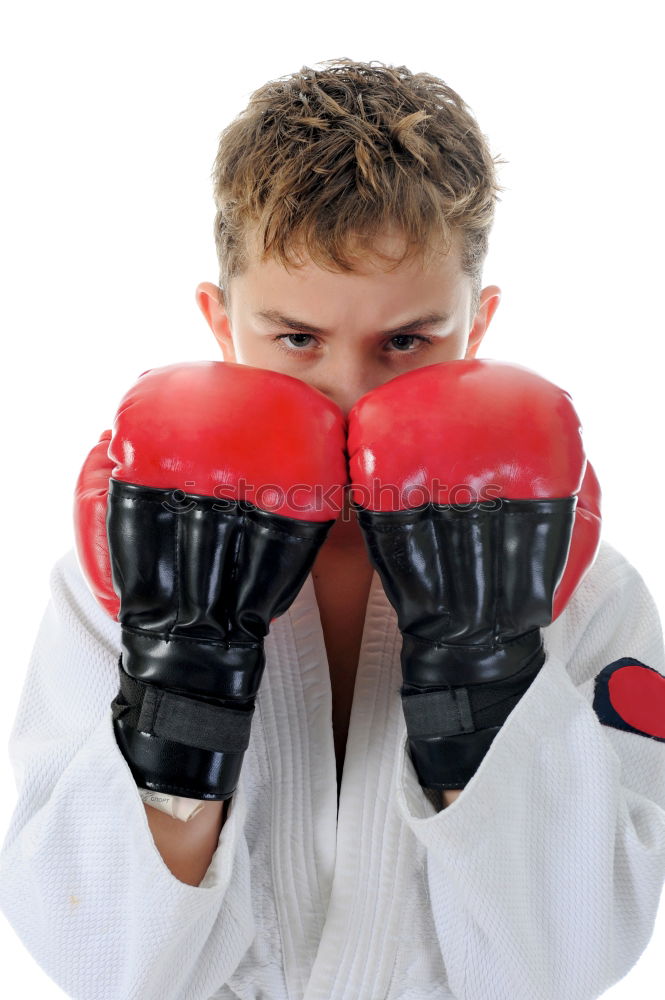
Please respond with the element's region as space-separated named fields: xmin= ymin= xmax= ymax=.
xmin=0 ymin=537 xmax=664 ymax=1000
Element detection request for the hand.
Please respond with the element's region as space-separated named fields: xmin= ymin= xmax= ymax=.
xmin=348 ymin=358 xmax=602 ymax=791
xmin=74 ymin=361 xmax=347 ymax=800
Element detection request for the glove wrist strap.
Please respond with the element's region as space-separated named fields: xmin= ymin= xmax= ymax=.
xmin=402 ymin=645 xmax=545 ymax=789
xmin=111 ymin=657 xmax=253 ymax=800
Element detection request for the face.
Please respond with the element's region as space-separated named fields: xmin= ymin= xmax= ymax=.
xmin=196 ymin=230 xmax=501 ymax=418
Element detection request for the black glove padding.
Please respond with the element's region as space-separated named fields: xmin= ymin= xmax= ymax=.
xmin=109 ymin=481 xmax=333 ymax=800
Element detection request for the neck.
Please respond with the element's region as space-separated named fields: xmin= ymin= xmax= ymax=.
xmin=312 ymin=500 xmax=373 ymax=584
xmin=323 ymin=497 xmax=369 ymax=553
xmin=311 ymin=497 xmax=375 ymax=603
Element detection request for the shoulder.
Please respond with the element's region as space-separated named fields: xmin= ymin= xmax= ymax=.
xmin=566 ymin=538 xmax=653 ymax=624
xmin=548 ymin=538 xmax=665 ymax=684
xmin=47 ymin=548 xmax=121 ymax=659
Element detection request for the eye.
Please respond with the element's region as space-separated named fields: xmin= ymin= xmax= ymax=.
xmin=274 ymin=333 xmax=316 ymax=352
xmin=387 ymin=334 xmax=432 ymax=352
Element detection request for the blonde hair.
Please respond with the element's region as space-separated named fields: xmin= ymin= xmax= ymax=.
xmin=211 ymin=58 xmax=506 ymax=320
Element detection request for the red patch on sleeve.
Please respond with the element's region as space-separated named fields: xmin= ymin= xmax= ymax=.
xmin=593 ymin=658 xmax=665 ymax=741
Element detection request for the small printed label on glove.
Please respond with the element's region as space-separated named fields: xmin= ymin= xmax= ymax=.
xmin=138 ymin=788 xmax=206 ymax=822
xmin=593 ymin=657 xmax=665 ymax=741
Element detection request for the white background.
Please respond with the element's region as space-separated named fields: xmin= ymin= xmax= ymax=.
xmin=0 ymin=1 xmax=663 ymax=995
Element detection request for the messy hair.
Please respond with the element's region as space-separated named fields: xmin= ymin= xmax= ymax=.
xmin=211 ymin=58 xmax=506 ymax=320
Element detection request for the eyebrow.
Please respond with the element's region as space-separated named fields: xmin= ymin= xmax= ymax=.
xmin=254 ymin=308 xmax=451 ymax=337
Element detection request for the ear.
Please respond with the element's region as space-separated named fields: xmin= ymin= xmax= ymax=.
xmin=195 ymin=282 xmax=237 ymax=363
xmin=465 ymin=285 xmax=501 ymax=360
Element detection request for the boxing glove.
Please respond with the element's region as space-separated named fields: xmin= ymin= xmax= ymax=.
xmin=348 ymin=358 xmax=602 ymax=790
xmin=74 ymin=361 xmax=347 ymax=801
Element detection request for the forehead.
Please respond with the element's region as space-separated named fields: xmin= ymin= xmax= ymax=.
xmin=243 ymin=225 xmax=464 ymax=281
xmin=232 ymin=227 xmax=470 ymax=332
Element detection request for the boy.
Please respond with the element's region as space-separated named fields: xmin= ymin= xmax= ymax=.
xmin=1 ymin=58 xmax=664 ymax=1000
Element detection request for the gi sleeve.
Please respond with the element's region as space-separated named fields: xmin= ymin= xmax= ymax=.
xmin=0 ymin=551 xmax=255 ymax=1000
xmin=395 ymin=541 xmax=665 ymax=1000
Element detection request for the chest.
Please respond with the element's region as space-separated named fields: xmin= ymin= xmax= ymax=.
xmin=327 ymin=611 xmax=366 ymax=781
xmin=312 ymin=558 xmax=374 ymax=790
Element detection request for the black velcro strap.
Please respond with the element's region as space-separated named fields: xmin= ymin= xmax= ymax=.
xmin=401 ymin=645 xmax=545 ymax=740
xmin=110 ymin=656 xmax=254 ymax=754
xmin=402 ymin=687 xmax=476 ymax=738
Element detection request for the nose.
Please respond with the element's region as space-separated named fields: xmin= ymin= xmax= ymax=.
xmin=309 ymin=362 xmax=390 ymax=418
xmin=314 ymin=381 xmax=378 ymax=419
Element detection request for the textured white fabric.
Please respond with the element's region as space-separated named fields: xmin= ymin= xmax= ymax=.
xmin=0 ymin=539 xmax=664 ymax=1000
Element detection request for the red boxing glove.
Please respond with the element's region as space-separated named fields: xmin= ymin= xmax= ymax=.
xmin=74 ymin=361 xmax=347 ymax=800
xmin=348 ymin=359 xmax=602 ymax=790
